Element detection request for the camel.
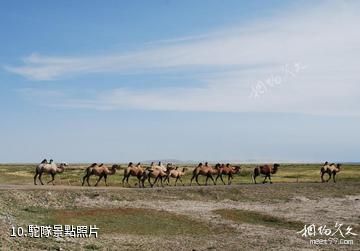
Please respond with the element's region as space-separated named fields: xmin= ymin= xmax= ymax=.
xmin=190 ymin=162 xmax=218 ymax=186
xmin=215 ymin=163 xmax=241 ymax=185
xmin=141 ymin=163 xmax=173 ymax=188
xmin=252 ymin=163 xmax=280 ymax=184
xmin=164 ymin=167 xmax=187 ymax=186
xmin=34 ymin=159 xmax=67 ymax=185
xmin=82 ymin=163 xmax=119 ymax=186
xmin=122 ymin=162 xmax=145 ymax=187
xmin=320 ymin=162 xmax=341 ymax=183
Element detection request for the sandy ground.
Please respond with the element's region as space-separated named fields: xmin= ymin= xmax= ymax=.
xmin=0 ymin=183 xmax=359 ymax=250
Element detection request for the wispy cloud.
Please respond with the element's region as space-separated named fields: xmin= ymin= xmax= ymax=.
xmin=9 ymin=1 xmax=360 ymax=116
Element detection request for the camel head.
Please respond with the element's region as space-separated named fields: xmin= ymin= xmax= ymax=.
xmin=40 ymin=159 xmax=48 ymax=164
xmin=272 ymin=163 xmax=280 ymax=174
xmin=112 ymin=164 xmax=120 ymax=170
xmin=324 ymin=161 xmax=329 ymax=165
xmin=204 ymin=162 xmax=208 ymax=166
xmin=128 ymin=162 xmax=133 ymax=167
xmin=337 ymin=163 xmax=342 ymax=170
xmin=215 ymin=163 xmax=221 ymax=169
xmin=109 ymin=164 xmax=119 ymax=174
xmin=57 ymin=162 xmax=67 ymax=173
xmin=198 ymin=162 xmax=203 ymax=167
xmin=49 ymin=159 xmax=54 ymax=164
xmin=233 ymin=165 xmax=241 ymax=173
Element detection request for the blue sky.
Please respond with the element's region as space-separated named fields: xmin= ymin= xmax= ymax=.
xmin=1 ymin=1 xmax=359 ymax=163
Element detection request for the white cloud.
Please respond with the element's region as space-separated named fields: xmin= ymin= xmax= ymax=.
xmin=9 ymin=1 xmax=360 ymax=116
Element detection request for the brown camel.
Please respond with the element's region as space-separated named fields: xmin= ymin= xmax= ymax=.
xmin=252 ymin=163 xmax=280 ymax=184
xmin=82 ymin=163 xmax=119 ymax=186
xmin=141 ymin=163 xmax=173 ymax=188
xmin=320 ymin=162 xmax=341 ymax=183
xmin=164 ymin=167 xmax=187 ymax=186
xmin=122 ymin=162 xmax=145 ymax=187
xmin=34 ymin=159 xmax=67 ymax=185
xmin=215 ymin=163 xmax=241 ymax=185
xmin=190 ymin=162 xmax=218 ymax=186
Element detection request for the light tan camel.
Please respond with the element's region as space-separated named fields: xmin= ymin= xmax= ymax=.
xmin=215 ymin=163 xmax=241 ymax=185
xmin=122 ymin=162 xmax=145 ymax=187
xmin=164 ymin=167 xmax=187 ymax=186
xmin=82 ymin=163 xmax=119 ymax=186
xmin=34 ymin=159 xmax=67 ymax=185
xmin=320 ymin=162 xmax=341 ymax=183
xmin=190 ymin=162 xmax=218 ymax=186
xmin=140 ymin=163 xmax=173 ymax=188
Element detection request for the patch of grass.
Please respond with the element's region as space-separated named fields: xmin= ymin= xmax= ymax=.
xmin=22 ymin=207 xmax=212 ymax=236
xmin=214 ymin=209 xmax=304 ymax=230
xmin=84 ymin=243 xmax=101 ymax=250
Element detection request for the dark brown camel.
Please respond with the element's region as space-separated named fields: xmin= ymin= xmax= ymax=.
xmin=252 ymin=163 xmax=280 ymax=184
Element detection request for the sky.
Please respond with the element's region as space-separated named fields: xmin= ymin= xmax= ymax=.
xmin=0 ymin=0 xmax=359 ymax=163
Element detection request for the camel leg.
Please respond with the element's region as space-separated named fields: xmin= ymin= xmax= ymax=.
xmin=159 ymin=177 xmax=164 ymax=187
xmin=138 ymin=176 xmax=143 ymax=188
xmin=205 ymin=175 xmax=209 ymax=186
xmin=86 ymin=175 xmax=91 ymax=186
xmin=34 ymin=172 xmax=38 ymax=185
xmin=321 ymin=172 xmax=325 ymax=182
xmin=228 ymin=174 xmax=232 ymax=185
xmin=195 ymin=174 xmax=201 ymax=186
xmin=179 ymin=177 xmax=184 ymax=186
xmin=220 ymin=174 xmax=225 ymax=185
xmin=104 ymin=175 xmax=108 ymax=186
xmin=263 ymin=176 xmax=267 ymax=184
xmin=175 ymin=177 xmax=179 ymax=186
xmin=148 ymin=176 xmax=154 ymax=188
xmin=39 ymin=172 xmax=44 ymax=185
xmin=190 ymin=174 xmax=196 ymax=186
xmin=122 ymin=174 xmax=127 ymax=186
xmin=82 ymin=174 xmax=88 ymax=186
xmin=327 ymin=173 xmax=331 ymax=182
xmin=333 ymin=172 xmax=337 ymax=183
xmin=253 ymin=174 xmax=257 ymax=184
xmin=95 ymin=175 xmax=103 ymax=187
xmin=209 ymin=175 xmax=216 ymax=185
xmin=47 ymin=173 xmax=55 ymax=185
xmin=269 ymin=175 xmax=272 ymax=184
xmin=215 ymin=174 xmax=220 ymax=184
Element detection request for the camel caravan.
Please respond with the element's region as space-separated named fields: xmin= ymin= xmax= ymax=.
xmin=33 ymin=159 xmax=343 ymax=187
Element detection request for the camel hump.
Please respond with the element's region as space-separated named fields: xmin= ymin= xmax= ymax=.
xmin=90 ymin=163 xmax=97 ymax=167
xmin=40 ymin=159 xmax=47 ymax=164
xmin=99 ymin=163 xmax=104 ymax=167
